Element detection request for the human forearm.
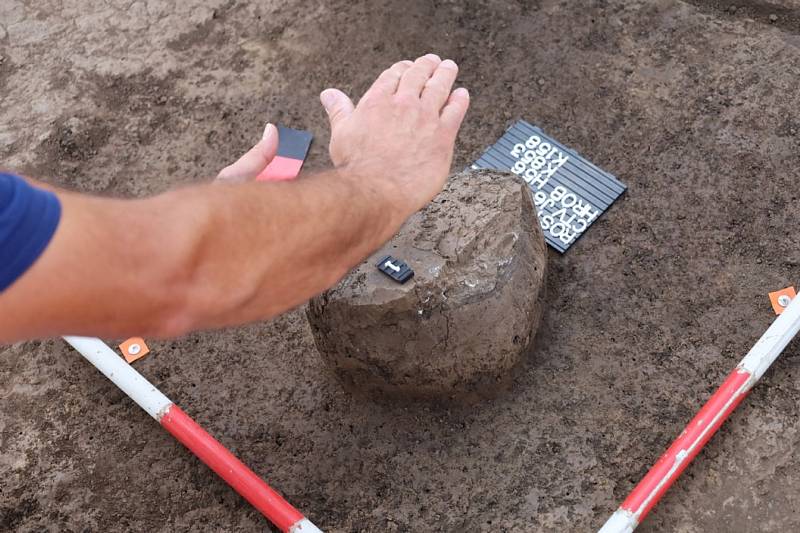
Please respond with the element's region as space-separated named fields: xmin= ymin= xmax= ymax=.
xmin=0 ymin=170 xmax=401 ymax=341
xmin=159 ymin=169 xmax=403 ymax=334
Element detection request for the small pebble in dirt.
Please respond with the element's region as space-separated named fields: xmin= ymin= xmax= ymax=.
xmin=728 ymin=5 xmax=737 ymax=14
xmin=769 ymin=14 xmax=778 ymax=22
xmin=537 ymin=78 xmax=545 ymax=86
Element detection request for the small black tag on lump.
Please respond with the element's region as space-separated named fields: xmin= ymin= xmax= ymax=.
xmin=376 ymin=255 xmax=414 ymax=284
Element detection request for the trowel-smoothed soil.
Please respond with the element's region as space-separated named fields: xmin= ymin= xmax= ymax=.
xmin=3 ymin=1 xmax=800 ymax=531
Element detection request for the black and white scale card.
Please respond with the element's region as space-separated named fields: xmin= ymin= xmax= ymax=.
xmin=472 ymin=120 xmax=626 ymax=252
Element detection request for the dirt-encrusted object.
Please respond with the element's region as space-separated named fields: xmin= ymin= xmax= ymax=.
xmin=307 ymin=169 xmax=548 ymax=401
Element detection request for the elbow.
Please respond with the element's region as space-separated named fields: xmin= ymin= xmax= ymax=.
xmin=133 ymin=187 xmax=265 ymax=339
xmin=134 ymin=192 xmax=210 ymax=339
xmin=150 ymin=300 xmax=196 ymax=339
xmin=139 ymin=239 xmax=257 ymax=340
xmin=145 ymin=272 xmax=258 ymax=339
xmin=138 ymin=273 xmax=197 ymax=339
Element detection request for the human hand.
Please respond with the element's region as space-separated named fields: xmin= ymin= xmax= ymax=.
xmin=216 ymin=123 xmax=279 ymax=183
xmin=319 ymin=54 xmax=470 ymax=217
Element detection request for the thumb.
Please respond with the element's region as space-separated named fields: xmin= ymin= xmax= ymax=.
xmin=320 ymin=88 xmax=354 ymax=127
xmin=216 ymin=123 xmax=279 ymax=183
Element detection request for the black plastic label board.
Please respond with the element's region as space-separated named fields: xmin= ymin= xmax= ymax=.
xmin=472 ymin=120 xmax=626 ymax=252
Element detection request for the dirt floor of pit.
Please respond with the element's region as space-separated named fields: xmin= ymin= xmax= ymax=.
xmin=3 ymin=1 xmax=800 ymax=532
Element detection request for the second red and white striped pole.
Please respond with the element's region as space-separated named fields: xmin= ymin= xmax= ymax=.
xmin=598 ymin=293 xmax=800 ymax=533
xmin=64 ymin=336 xmax=321 ymax=533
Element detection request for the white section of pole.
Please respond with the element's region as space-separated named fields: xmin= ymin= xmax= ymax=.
xmin=63 ymin=336 xmax=172 ymax=420
xmin=597 ymin=509 xmax=637 ymax=533
xmin=597 ymin=293 xmax=800 ymax=533
xmin=289 ymin=518 xmax=325 ymax=533
xmin=738 ymin=294 xmax=800 ymax=381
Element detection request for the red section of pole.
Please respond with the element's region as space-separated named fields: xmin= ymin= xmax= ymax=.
xmin=620 ymin=369 xmax=752 ymax=521
xmin=160 ymin=404 xmax=305 ymax=532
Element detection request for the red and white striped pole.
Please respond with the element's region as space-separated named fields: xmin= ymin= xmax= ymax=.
xmin=63 ymin=336 xmax=322 ymax=533
xmin=598 ymin=294 xmax=800 ymax=533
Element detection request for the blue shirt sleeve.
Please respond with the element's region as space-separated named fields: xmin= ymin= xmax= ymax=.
xmin=0 ymin=173 xmax=62 ymax=292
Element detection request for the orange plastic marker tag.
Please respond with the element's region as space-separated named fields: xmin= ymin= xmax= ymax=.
xmin=769 ymin=287 xmax=796 ymax=315
xmin=119 ymin=337 xmax=150 ymax=363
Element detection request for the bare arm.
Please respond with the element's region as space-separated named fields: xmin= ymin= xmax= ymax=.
xmin=0 ymin=54 xmax=469 ymax=342
xmin=0 ymin=170 xmax=400 ymax=340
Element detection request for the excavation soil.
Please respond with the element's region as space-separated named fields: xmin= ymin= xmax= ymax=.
xmin=308 ymin=170 xmax=547 ymax=402
xmin=3 ymin=1 xmax=800 ymax=532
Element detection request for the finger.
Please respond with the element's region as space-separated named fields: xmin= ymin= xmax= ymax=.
xmin=320 ymin=88 xmax=355 ymax=128
xmin=216 ymin=123 xmax=279 ymax=183
xmin=421 ymin=59 xmax=459 ymax=111
xmin=440 ymin=87 xmax=470 ymax=132
xmin=365 ymin=60 xmax=413 ymax=97
xmin=397 ymin=53 xmax=442 ymax=98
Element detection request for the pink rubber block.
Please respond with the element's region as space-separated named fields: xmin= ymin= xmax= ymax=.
xmin=256 ymin=156 xmax=304 ymax=182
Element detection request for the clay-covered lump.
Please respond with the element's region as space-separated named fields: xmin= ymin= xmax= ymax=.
xmin=306 ymin=169 xmax=548 ymax=402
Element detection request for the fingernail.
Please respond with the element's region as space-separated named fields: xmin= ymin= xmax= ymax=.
xmin=262 ymin=122 xmax=275 ymax=140
xmin=320 ymin=89 xmax=338 ymax=109
xmin=454 ymin=87 xmax=469 ymax=99
xmin=424 ymin=53 xmax=441 ymax=62
xmin=441 ymin=59 xmax=457 ymax=69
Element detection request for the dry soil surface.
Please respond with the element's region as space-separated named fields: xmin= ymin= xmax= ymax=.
xmin=3 ymin=1 xmax=800 ymax=532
